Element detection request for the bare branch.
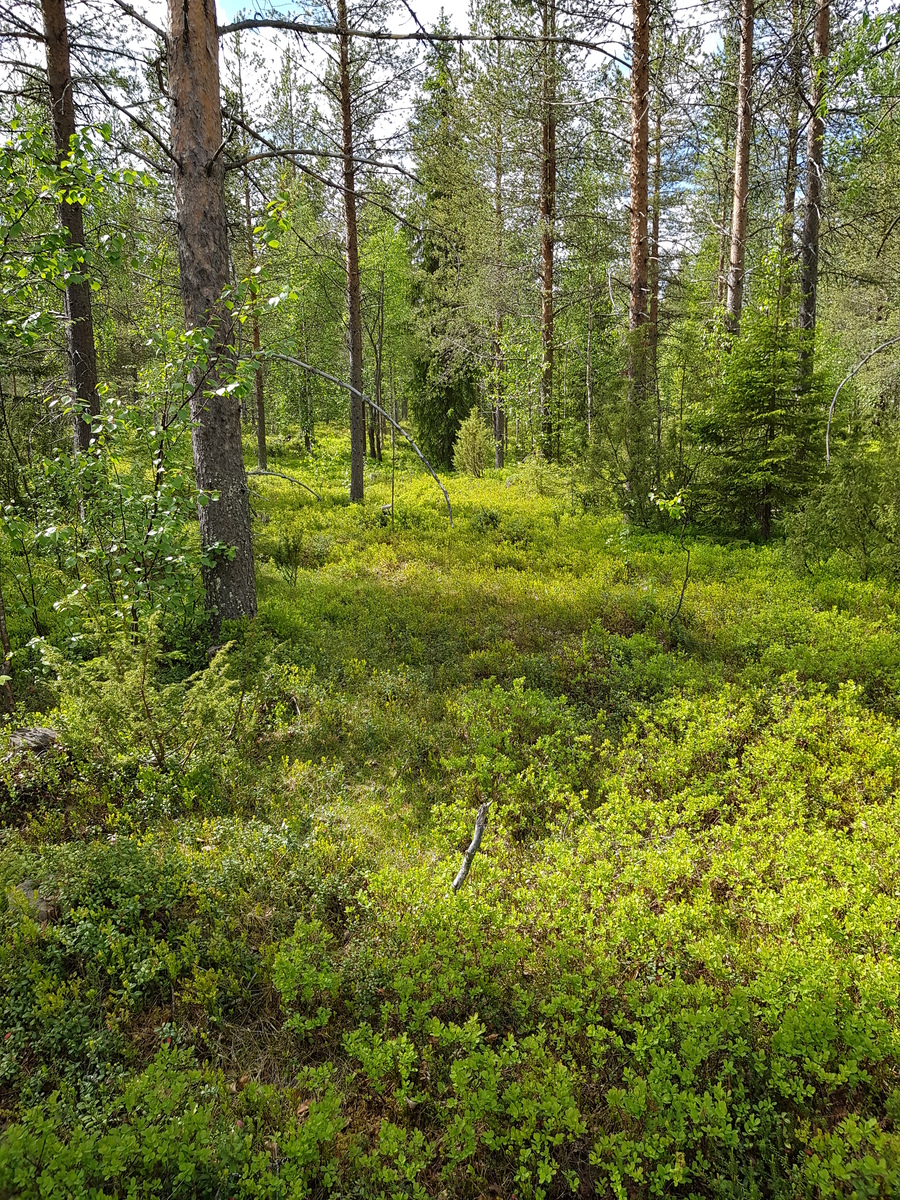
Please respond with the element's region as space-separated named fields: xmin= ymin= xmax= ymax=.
xmin=226 ymin=145 xmax=419 ymax=183
xmin=451 ymin=802 xmax=491 ymax=892
xmin=108 ymin=0 xmax=166 ymax=40
xmin=88 ymin=78 xmax=178 ymax=165
xmin=217 ymin=18 xmax=629 ymax=67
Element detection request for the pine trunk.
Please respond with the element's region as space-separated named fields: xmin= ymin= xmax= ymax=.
xmin=237 ymin=40 xmax=267 ymax=471
xmin=782 ymin=0 xmax=804 ymax=275
xmin=798 ymin=0 xmax=830 ymax=380
xmin=494 ymin=40 xmax=505 ymax=470
xmin=40 ymin=0 xmax=100 ymax=453
xmin=629 ymin=0 xmax=650 ymax=336
xmin=725 ymin=0 xmax=755 ymax=332
xmin=539 ymin=0 xmax=556 ymax=461
xmin=337 ymin=0 xmax=366 ymax=502
xmin=167 ymin=0 xmax=256 ymax=624
xmin=650 ymin=99 xmax=662 ymax=487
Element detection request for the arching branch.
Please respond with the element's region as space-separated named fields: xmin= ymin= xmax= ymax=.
xmin=270 ymin=353 xmax=453 ymax=527
xmin=247 ymin=468 xmax=321 ymax=500
xmin=826 ymin=335 xmax=900 ymax=463
xmin=217 ymin=18 xmax=629 ymax=67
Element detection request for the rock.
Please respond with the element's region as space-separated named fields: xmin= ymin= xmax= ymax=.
xmin=12 ymin=879 xmax=56 ymax=924
xmin=10 ymin=727 xmax=60 ymax=754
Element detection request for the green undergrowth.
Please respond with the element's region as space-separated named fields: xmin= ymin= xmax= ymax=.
xmin=3 ymin=431 xmax=900 ymax=1197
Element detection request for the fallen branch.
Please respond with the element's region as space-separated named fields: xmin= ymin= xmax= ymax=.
xmin=826 ymin=334 xmax=900 ymax=463
xmin=451 ymin=802 xmax=491 ymax=893
xmin=669 ymin=545 xmax=690 ymax=625
xmin=270 ymin=354 xmax=453 ymax=527
xmin=247 ymin=468 xmax=321 ymax=500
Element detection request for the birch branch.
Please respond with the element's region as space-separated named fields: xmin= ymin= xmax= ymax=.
xmin=451 ymin=801 xmax=491 ymax=893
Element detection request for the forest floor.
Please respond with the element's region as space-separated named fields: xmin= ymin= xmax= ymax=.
xmin=3 ymin=432 xmax=900 ymax=1197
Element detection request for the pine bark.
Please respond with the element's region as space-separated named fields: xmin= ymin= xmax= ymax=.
xmin=650 ymin=98 xmax=662 ymax=486
xmin=337 ymin=0 xmax=366 ymax=502
xmin=167 ymin=0 xmax=257 ymax=623
xmin=725 ymin=0 xmax=755 ymax=332
xmin=40 ymin=0 xmax=100 ymax=453
xmin=798 ymin=0 xmax=830 ymax=379
xmin=629 ymin=0 xmax=650 ymax=336
xmin=236 ymin=40 xmax=267 ymax=471
xmin=539 ymin=0 xmax=556 ymax=461
xmin=493 ymin=40 xmax=505 ymax=470
xmin=782 ymin=0 xmax=804 ymax=269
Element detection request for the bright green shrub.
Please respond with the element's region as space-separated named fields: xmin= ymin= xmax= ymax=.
xmin=453 ymin=407 xmax=494 ymax=477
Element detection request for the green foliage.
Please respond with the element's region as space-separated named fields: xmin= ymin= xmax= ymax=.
xmin=410 ymin=349 xmax=476 ymax=471
xmin=689 ymin=259 xmax=824 ymax=539
xmin=452 ymin=406 xmax=494 ymax=477
xmin=5 ymin=441 xmax=900 ymax=1197
xmin=786 ymin=430 xmax=900 ymax=580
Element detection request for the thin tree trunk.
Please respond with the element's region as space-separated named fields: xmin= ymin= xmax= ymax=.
xmin=373 ymin=272 xmax=384 ymax=463
xmin=716 ymin=119 xmax=732 ymax=305
xmin=798 ymin=0 xmax=830 ymax=381
xmin=781 ymin=0 xmax=803 ymax=279
xmin=236 ymin=38 xmax=267 ymax=471
xmin=725 ymin=0 xmax=755 ymax=332
xmin=494 ymin=39 xmax=505 ymax=469
xmin=367 ymin=395 xmax=377 ymax=458
xmin=0 ymin=565 xmax=14 ymax=716
xmin=286 ymin=47 xmax=297 ymax=181
xmin=650 ymin=96 xmax=662 ymax=485
xmin=628 ymin=0 xmax=651 ymax=515
xmin=586 ymin=270 xmax=593 ymax=439
xmin=167 ymin=0 xmax=256 ymax=624
xmin=302 ymin=318 xmax=313 ymax=449
xmin=539 ymin=0 xmax=556 ymax=461
xmin=40 ymin=0 xmax=100 ymax=453
xmin=337 ymin=0 xmax=366 ymax=502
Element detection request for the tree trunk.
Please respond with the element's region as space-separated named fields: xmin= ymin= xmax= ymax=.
xmin=586 ymin=270 xmax=593 ymax=440
xmin=716 ymin=119 xmax=732 ymax=305
xmin=629 ymin=0 xmax=650 ymax=337
xmin=337 ymin=0 xmax=366 ymax=502
xmin=236 ymin=38 xmax=267 ymax=471
xmin=40 ymin=0 xmax=100 ymax=454
xmin=798 ymin=0 xmax=830 ymax=381
xmin=539 ymin=0 xmax=556 ymax=461
xmin=167 ymin=0 xmax=256 ymax=624
xmin=650 ymin=96 xmax=662 ymax=485
xmin=0 ymin=565 xmax=14 ymax=716
xmin=493 ymin=39 xmax=505 ymax=470
xmin=375 ymin=275 xmax=384 ymax=463
xmin=781 ymin=0 xmax=804 ymax=276
xmin=724 ymin=0 xmax=754 ymax=332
